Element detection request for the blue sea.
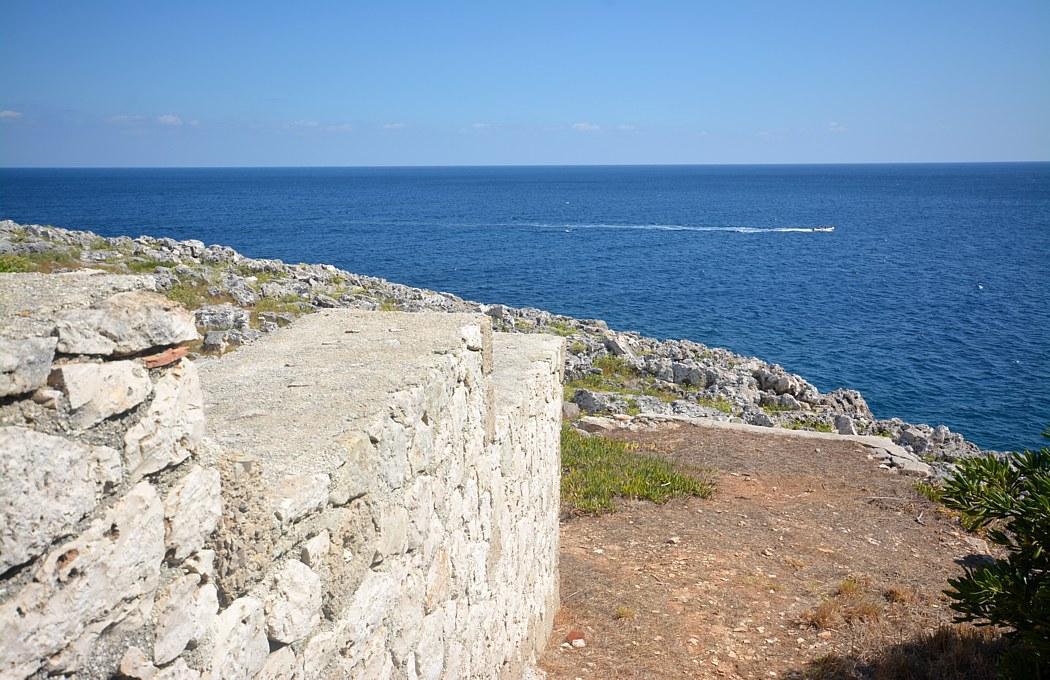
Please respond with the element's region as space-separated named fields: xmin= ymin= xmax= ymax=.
xmin=2 ymin=164 xmax=1048 ymax=451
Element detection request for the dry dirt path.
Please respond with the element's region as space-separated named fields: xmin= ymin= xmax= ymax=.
xmin=540 ymin=422 xmax=997 ymax=679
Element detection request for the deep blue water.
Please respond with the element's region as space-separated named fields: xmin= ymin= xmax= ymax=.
xmin=2 ymin=164 xmax=1048 ymax=451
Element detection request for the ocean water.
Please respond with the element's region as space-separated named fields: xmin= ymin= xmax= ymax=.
xmin=1 ymin=164 xmax=1048 ymax=451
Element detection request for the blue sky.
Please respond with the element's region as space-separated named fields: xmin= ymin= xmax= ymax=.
xmin=1 ymin=1 xmax=1048 ymax=166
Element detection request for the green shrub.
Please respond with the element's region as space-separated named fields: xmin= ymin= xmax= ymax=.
xmin=125 ymin=258 xmax=171 ymax=273
xmin=560 ymin=425 xmax=712 ymax=514
xmin=785 ymin=417 xmax=833 ymax=433
xmin=545 ymin=320 xmax=575 ymax=337
xmin=0 ymin=254 xmax=34 ymax=272
xmin=939 ymin=435 xmax=1050 ymax=671
xmin=698 ymin=396 xmax=734 ymax=414
xmin=0 ymin=249 xmax=81 ymax=273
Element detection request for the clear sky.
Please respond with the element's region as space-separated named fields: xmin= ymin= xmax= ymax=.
xmin=1 ymin=1 xmax=1048 ymax=166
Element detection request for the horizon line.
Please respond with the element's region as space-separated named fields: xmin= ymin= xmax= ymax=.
xmin=2 ymin=160 xmax=1049 ymax=171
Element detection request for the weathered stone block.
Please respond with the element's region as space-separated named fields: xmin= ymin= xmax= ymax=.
xmin=49 ymin=359 xmax=153 ymax=428
xmin=54 ymin=290 xmax=198 ymax=356
xmin=0 ymin=427 xmax=122 ymax=572
xmin=206 ymin=596 xmax=269 ymax=680
xmin=0 ymin=336 xmax=57 ymax=397
xmin=272 ymin=473 xmax=330 ymax=525
xmin=164 ymin=465 xmax=223 ymax=562
xmin=0 ymin=482 xmax=164 ymax=678
xmin=154 ymin=574 xmax=219 ymax=665
xmin=265 ymin=560 xmax=322 ymax=644
xmin=124 ymin=358 xmax=205 ymax=480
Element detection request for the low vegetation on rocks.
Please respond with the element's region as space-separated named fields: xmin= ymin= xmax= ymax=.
xmin=559 ymin=425 xmax=712 ymax=514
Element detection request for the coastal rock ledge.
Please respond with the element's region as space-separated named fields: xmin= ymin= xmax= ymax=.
xmin=1 ymin=219 xmax=995 ymax=475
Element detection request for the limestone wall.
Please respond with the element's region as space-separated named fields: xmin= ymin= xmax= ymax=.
xmin=0 ymin=274 xmax=562 ymax=679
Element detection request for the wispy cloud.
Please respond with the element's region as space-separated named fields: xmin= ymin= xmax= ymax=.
xmin=326 ymin=123 xmax=354 ymax=132
xmin=108 ymin=114 xmax=146 ymax=125
xmin=615 ymin=123 xmax=637 ymax=131
xmin=0 ymin=110 xmax=22 ymax=120
xmin=289 ymin=120 xmax=321 ymax=129
xmin=157 ymin=114 xmax=183 ymax=126
xmin=828 ymin=121 xmax=848 ymax=133
xmin=471 ymin=122 xmax=495 ymax=129
xmin=382 ymin=122 xmax=406 ymax=130
xmin=572 ymin=122 xmax=600 ymax=132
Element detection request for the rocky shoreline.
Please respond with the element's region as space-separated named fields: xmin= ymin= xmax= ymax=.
xmin=1 ymin=219 xmax=995 ymax=477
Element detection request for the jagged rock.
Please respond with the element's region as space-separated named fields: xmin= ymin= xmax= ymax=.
xmin=124 ymin=359 xmax=205 ymax=480
xmin=164 ymin=465 xmax=223 ymax=562
xmin=256 ymin=647 xmax=298 ymax=680
xmin=203 ymin=331 xmax=228 ymax=353
xmin=272 ymin=473 xmax=330 ymax=525
xmin=300 ymin=531 xmax=330 ymax=568
xmin=0 ymin=427 xmax=122 ymax=572
xmin=900 ymin=426 xmax=930 ymax=453
xmin=562 ymin=401 xmax=581 ymax=420
xmin=834 ymin=414 xmax=858 ymax=435
xmin=0 ymin=336 xmax=57 ymax=397
xmin=195 ymin=304 xmax=249 ymax=331
xmin=226 ymin=329 xmax=262 ymax=345
xmin=821 ymin=388 xmax=874 ymax=420
xmin=0 ymin=482 xmax=164 ymax=678
xmin=571 ymin=389 xmax=625 ymax=414
xmin=119 ymin=646 xmax=157 ymax=679
xmin=156 ymin=659 xmax=202 ymax=680
xmin=744 ymin=410 xmax=775 ymax=427
xmin=603 ymin=334 xmax=634 ymax=358
xmin=185 ymin=549 xmax=217 ymax=583
xmin=154 ymin=574 xmax=219 ymax=665
xmin=53 ymin=290 xmax=198 ymax=356
xmin=207 ymin=597 xmax=269 ymax=680
xmin=265 ymin=560 xmax=322 ymax=644
xmin=48 ymin=360 xmax=153 ymax=428
xmin=672 ymin=361 xmax=706 ymax=387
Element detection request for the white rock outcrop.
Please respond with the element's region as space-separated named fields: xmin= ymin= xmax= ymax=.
xmin=264 ymin=560 xmax=323 ymax=644
xmin=206 ymin=597 xmax=269 ymax=680
xmin=124 ymin=358 xmax=205 ymax=480
xmin=49 ymin=359 xmax=153 ymax=428
xmin=164 ymin=465 xmax=223 ymax=561
xmin=54 ymin=290 xmax=198 ymax=356
xmin=0 ymin=427 xmax=122 ymax=572
xmin=0 ymin=336 xmax=57 ymax=397
xmin=0 ymin=482 xmax=165 ymax=678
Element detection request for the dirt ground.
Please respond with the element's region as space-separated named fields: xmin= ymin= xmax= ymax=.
xmin=539 ymin=422 xmax=998 ymax=680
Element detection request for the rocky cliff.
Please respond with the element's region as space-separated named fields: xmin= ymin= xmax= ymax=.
xmin=1 ymin=220 xmax=993 ymax=479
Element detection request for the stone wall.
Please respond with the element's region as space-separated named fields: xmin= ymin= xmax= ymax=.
xmin=0 ymin=273 xmax=563 ymax=679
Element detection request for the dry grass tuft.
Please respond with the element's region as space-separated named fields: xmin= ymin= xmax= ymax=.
xmin=613 ymin=606 xmax=635 ymax=621
xmin=804 ymin=625 xmax=1007 ymax=680
xmin=803 ymin=576 xmax=883 ymax=629
xmin=882 ymin=585 xmax=916 ymax=604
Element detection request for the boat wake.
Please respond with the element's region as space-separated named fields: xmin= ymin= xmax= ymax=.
xmin=543 ymin=223 xmax=836 ymax=234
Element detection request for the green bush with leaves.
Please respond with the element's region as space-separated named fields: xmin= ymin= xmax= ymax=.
xmin=940 ymin=432 xmax=1050 ymax=669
